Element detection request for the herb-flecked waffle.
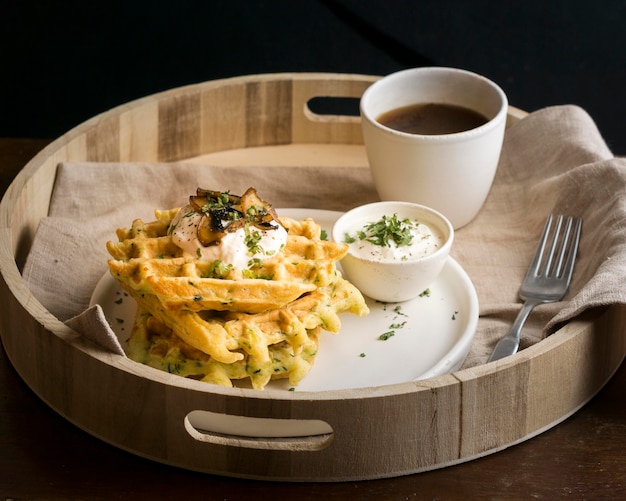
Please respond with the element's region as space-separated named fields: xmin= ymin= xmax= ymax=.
xmin=106 ymin=188 xmax=369 ymax=388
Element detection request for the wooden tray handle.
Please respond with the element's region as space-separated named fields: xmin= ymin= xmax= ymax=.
xmin=283 ymin=73 xmax=378 ymax=145
xmin=184 ymin=409 xmax=334 ymax=451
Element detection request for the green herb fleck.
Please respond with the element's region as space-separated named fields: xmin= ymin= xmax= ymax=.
xmin=244 ymin=224 xmax=264 ymax=255
xmin=389 ymin=321 xmax=407 ymax=329
xmin=320 ymin=229 xmax=328 ymax=241
xmin=248 ymin=257 xmax=264 ymax=268
xmin=393 ymin=305 xmax=407 ymax=316
xmin=167 ymin=362 xmax=183 ymax=374
xmin=359 ymin=352 xmax=367 ymax=358
xmin=246 ymin=204 xmax=267 ymax=218
xmin=419 ymin=288 xmax=431 ymax=297
xmin=242 ymin=270 xmax=274 ymax=280
xmin=205 ymin=260 xmax=232 ymax=279
xmin=202 ymin=191 xmax=232 ymax=212
xmin=378 ymin=331 xmax=395 ymax=341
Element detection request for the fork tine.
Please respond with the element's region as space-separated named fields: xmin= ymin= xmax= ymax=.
xmin=561 ymin=217 xmax=582 ymax=282
xmin=529 ymin=214 xmax=554 ymax=276
xmin=553 ymin=215 xmax=573 ymax=278
xmin=545 ymin=215 xmax=582 ymax=279
xmin=543 ymin=214 xmax=564 ymax=276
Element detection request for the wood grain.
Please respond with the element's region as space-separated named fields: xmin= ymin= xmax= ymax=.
xmin=0 ymin=74 xmax=624 ymax=482
xmin=3 ymin=340 xmax=626 ymax=499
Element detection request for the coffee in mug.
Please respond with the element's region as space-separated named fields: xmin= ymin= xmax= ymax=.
xmin=377 ymin=103 xmax=489 ymax=135
xmin=360 ymin=67 xmax=508 ymax=229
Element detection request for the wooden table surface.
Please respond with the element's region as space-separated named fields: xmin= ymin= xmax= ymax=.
xmin=2 ymin=138 xmax=626 ymax=500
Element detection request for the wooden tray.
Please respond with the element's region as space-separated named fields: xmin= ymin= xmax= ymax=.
xmin=1 ymin=73 xmax=625 ymax=482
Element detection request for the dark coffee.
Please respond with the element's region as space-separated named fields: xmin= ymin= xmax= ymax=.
xmin=377 ymin=102 xmax=489 ymax=135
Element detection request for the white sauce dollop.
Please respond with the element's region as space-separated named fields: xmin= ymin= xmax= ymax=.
xmin=170 ymin=205 xmax=287 ymax=269
xmin=346 ymin=215 xmax=442 ymax=262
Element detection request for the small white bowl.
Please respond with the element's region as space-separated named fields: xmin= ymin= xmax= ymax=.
xmin=332 ymin=201 xmax=454 ymax=302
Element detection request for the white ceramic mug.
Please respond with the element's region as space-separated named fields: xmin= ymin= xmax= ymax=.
xmin=360 ymin=67 xmax=508 ymax=229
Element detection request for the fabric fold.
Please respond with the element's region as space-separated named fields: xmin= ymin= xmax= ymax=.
xmin=65 ymin=305 xmax=126 ymax=356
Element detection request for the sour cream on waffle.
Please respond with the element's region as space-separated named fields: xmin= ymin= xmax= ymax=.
xmin=170 ymin=205 xmax=288 ymax=269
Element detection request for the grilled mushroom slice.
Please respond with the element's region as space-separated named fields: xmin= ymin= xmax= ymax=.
xmin=191 ymin=187 xmax=284 ymax=247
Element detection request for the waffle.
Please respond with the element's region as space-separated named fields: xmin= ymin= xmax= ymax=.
xmin=107 ymin=211 xmax=347 ymax=314
xmin=106 ymin=188 xmax=369 ymax=388
xmin=125 ymin=270 xmax=363 ymax=389
xmin=126 ymin=307 xmax=321 ymax=389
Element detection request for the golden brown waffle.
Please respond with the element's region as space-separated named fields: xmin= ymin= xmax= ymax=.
xmin=127 ymin=307 xmax=321 ymax=389
xmin=119 ymin=268 xmax=367 ymax=365
xmin=106 ymin=191 xmax=369 ymax=388
xmin=124 ymin=270 xmax=370 ymax=389
xmin=108 ymin=210 xmax=348 ymax=314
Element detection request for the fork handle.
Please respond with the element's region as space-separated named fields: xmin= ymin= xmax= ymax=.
xmin=487 ymin=299 xmax=542 ymax=362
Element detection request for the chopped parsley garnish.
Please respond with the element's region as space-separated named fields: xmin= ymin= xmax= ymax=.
xmin=393 ymin=305 xmax=407 ymax=316
xmin=375 ymin=304 xmax=410 ymax=340
xmin=248 ymin=257 xmax=264 ymax=268
xmin=242 ymin=269 xmax=274 ymax=280
xmin=246 ymin=205 xmax=267 ymax=218
xmin=419 ymin=288 xmax=431 ymax=297
xmin=167 ymin=362 xmax=184 ymax=374
xmin=389 ymin=322 xmax=407 ymax=329
xmin=201 ymin=191 xmax=232 ymax=212
xmin=244 ymin=224 xmax=264 ymax=255
xmin=343 ymin=233 xmax=356 ymax=244
xmin=205 ymin=260 xmax=232 ymax=279
xmin=345 ymin=214 xmax=417 ymax=248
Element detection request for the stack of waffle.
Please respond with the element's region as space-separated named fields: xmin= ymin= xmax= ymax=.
xmin=106 ymin=188 xmax=368 ymax=389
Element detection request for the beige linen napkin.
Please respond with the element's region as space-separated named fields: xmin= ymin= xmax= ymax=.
xmin=22 ymin=105 xmax=626 ymax=369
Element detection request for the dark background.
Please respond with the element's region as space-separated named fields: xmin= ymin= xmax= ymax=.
xmin=2 ymin=0 xmax=625 ymax=154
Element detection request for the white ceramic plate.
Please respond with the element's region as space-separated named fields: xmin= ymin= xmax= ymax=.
xmin=91 ymin=209 xmax=478 ymax=392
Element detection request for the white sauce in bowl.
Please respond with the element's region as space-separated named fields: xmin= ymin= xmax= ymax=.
xmin=343 ymin=214 xmax=443 ymax=262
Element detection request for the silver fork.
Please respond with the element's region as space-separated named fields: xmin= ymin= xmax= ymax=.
xmin=487 ymin=214 xmax=583 ymax=362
